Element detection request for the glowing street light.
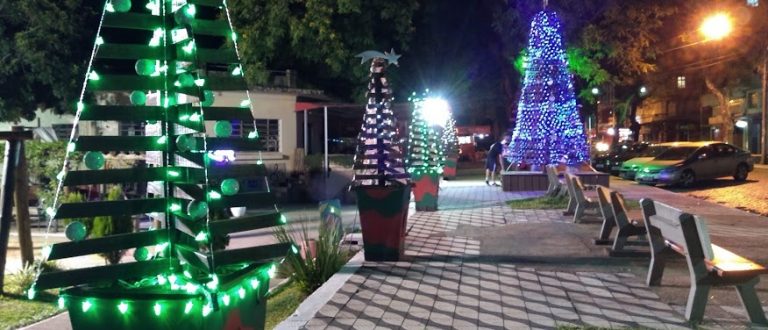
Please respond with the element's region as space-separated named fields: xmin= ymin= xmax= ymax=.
xmin=591 ymin=87 xmax=600 ymax=95
xmin=700 ymin=12 xmax=733 ymax=41
xmin=423 ymin=97 xmax=450 ymax=127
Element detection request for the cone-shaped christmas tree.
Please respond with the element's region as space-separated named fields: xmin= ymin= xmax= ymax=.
xmin=29 ymin=1 xmax=290 ymax=328
xmin=508 ymin=10 xmax=590 ymax=167
xmin=352 ymin=51 xmax=410 ymax=261
xmin=407 ymin=92 xmax=444 ymax=211
xmin=441 ymin=116 xmax=459 ymax=179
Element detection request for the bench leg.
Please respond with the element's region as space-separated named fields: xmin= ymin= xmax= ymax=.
xmin=595 ymin=216 xmax=615 ymax=245
xmin=564 ymin=194 xmax=576 ymax=216
xmin=646 ymin=248 xmax=667 ymax=286
xmin=735 ymin=278 xmax=768 ymax=325
xmin=612 ymin=227 xmax=629 ymax=251
xmin=573 ymin=203 xmax=585 ymax=223
xmin=685 ymin=283 xmax=710 ymax=324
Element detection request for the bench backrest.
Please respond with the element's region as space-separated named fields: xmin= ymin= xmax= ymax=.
xmin=596 ymin=186 xmax=614 ymax=223
xmin=545 ymin=165 xmax=559 ymax=193
xmin=566 ymin=173 xmax=588 ymax=203
xmin=609 ymin=191 xmax=632 ymax=228
xmin=640 ymin=198 xmax=715 ymax=261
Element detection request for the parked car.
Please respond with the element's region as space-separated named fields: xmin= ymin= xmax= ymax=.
xmin=634 ymin=141 xmax=754 ymax=187
xmin=592 ymin=142 xmax=650 ymax=175
xmin=618 ymin=143 xmax=674 ymax=180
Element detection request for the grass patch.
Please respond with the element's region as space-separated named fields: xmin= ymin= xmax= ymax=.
xmin=0 ymin=295 xmax=59 ymax=329
xmin=507 ymin=195 xmax=570 ymax=209
xmin=506 ymin=195 xmax=641 ymax=210
xmin=265 ymin=280 xmax=307 ymax=330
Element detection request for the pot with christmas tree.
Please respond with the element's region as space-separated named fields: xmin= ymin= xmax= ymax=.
xmin=352 ymin=50 xmax=411 ymax=261
xmin=407 ymin=92 xmax=446 ymax=211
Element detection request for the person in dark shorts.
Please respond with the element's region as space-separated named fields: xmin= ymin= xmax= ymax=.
xmin=485 ymin=137 xmax=508 ymax=186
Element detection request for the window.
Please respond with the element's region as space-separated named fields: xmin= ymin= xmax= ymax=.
xmin=120 ymin=122 xmax=145 ymax=136
xmin=676 ymin=76 xmax=686 ymax=89
xmin=52 ymin=124 xmax=75 ymax=140
xmin=232 ymin=119 xmax=280 ymax=152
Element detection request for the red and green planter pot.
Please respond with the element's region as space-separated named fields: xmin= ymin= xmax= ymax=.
xmin=62 ymin=265 xmax=273 ymax=330
xmin=355 ymin=185 xmax=411 ymax=261
xmin=442 ymin=156 xmax=458 ymax=180
xmin=412 ymin=171 xmax=440 ymax=212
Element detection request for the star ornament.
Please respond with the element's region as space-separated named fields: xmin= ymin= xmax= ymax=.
xmin=384 ymin=48 xmax=401 ymax=66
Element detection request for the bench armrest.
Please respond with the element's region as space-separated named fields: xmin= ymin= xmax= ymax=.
xmin=706 ymin=244 xmax=768 ymax=277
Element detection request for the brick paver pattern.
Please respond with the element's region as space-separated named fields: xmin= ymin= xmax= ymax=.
xmin=302 ymin=181 xmax=728 ymax=329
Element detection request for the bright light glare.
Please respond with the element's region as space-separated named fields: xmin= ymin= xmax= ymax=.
xmin=736 ymin=120 xmax=748 ymax=128
xmin=606 ymin=128 xmax=616 ymax=136
xmin=422 ymin=98 xmax=450 ymax=127
xmin=700 ymin=13 xmax=732 ymax=41
xmin=595 ymin=142 xmax=610 ymax=152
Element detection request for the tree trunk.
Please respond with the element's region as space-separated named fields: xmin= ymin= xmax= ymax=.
xmin=626 ymin=95 xmax=641 ymax=142
xmin=704 ymin=77 xmax=731 ymax=142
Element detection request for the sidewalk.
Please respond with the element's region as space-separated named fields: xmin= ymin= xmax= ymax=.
xmin=285 ymin=176 xmax=768 ymax=329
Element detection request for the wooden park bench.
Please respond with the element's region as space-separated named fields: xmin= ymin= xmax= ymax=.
xmin=564 ymin=173 xmax=599 ymax=223
xmin=594 ymin=187 xmax=648 ymax=257
xmin=641 ymin=198 xmax=768 ymax=325
xmin=545 ymin=165 xmax=565 ymax=197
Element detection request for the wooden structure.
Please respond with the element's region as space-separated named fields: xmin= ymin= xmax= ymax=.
xmin=544 ymin=165 xmax=565 ymax=197
xmin=0 ymin=128 xmax=34 ymax=293
xmin=501 ymin=171 xmax=548 ymax=192
xmin=594 ymin=186 xmax=648 ymax=257
xmin=29 ymin=2 xmax=290 ymax=328
xmin=641 ymin=199 xmax=768 ymax=325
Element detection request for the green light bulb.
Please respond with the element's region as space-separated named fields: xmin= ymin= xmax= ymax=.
xmin=220 ymin=179 xmax=240 ymax=196
xmin=222 ymin=294 xmax=230 ymax=306
xmin=130 ymin=90 xmax=147 ymax=105
xmin=57 ymin=297 xmax=65 ymax=309
xmin=135 ymin=59 xmax=156 ymax=76
xmin=84 ymin=151 xmax=105 ymax=170
xmin=184 ymin=301 xmax=193 ymax=314
xmin=214 ymin=121 xmax=232 ymax=137
xmin=178 ymin=73 xmax=194 ymax=87
xmin=238 ymin=287 xmax=246 ymax=299
xmin=112 ymin=0 xmax=131 ymax=12
xmin=201 ymin=90 xmax=215 ymax=106
xmin=153 ymin=303 xmax=162 ymax=316
xmin=82 ymin=301 xmax=92 ymax=312
xmin=118 ymin=302 xmax=129 ymax=314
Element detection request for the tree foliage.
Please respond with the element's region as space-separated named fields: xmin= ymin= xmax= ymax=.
xmin=0 ymin=0 xmax=100 ymax=121
xmin=226 ymin=0 xmax=419 ymax=100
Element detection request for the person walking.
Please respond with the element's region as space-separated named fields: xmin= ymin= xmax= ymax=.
xmin=485 ymin=137 xmax=507 ymax=186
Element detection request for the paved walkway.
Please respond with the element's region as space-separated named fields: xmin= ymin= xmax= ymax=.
xmin=295 ymin=177 xmax=768 ymax=329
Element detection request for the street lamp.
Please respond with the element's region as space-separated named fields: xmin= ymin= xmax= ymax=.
xmin=700 ymin=12 xmax=733 ymax=41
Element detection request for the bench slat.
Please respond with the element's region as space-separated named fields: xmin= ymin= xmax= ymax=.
xmin=708 ymin=244 xmax=768 ymax=277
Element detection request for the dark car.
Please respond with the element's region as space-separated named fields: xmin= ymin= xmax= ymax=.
xmin=634 ymin=141 xmax=754 ymax=187
xmin=592 ymin=142 xmax=650 ymax=175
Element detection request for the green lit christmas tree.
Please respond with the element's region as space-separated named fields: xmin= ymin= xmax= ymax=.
xmin=407 ymin=92 xmax=444 ymax=211
xmin=29 ymin=1 xmax=291 ymax=328
xmin=441 ymin=116 xmax=459 ymax=179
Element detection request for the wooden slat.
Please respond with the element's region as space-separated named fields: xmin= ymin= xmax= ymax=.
xmin=79 ymin=105 xmax=166 ymax=122
xmin=64 ymin=167 xmax=169 ymax=186
xmin=212 ymin=243 xmax=291 ymax=268
xmin=200 ymin=106 xmax=255 ymax=121
xmin=188 ymin=0 xmax=224 ymax=7
xmin=87 ymin=74 xmax=164 ymax=91
xmin=34 ymin=260 xmax=172 ymax=290
xmin=177 ymin=47 xmax=238 ymax=64
xmin=205 ymin=76 xmax=248 ymax=91
xmin=190 ymin=19 xmax=230 ymax=36
xmin=708 ymin=244 xmax=768 ymax=277
xmin=208 ymin=192 xmax=276 ymax=209
xmin=206 ymin=164 xmax=267 ymax=179
xmin=96 ymin=44 xmax=164 ymax=60
xmin=74 ymin=136 xmax=166 ymax=152
xmin=175 ymin=245 xmax=211 ymax=273
xmin=103 ymin=13 xmax=162 ymax=31
xmin=209 ymin=212 xmax=282 ymax=236
xmin=55 ymin=198 xmax=167 ymax=219
xmin=47 ymin=230 xmax=168 ymax=261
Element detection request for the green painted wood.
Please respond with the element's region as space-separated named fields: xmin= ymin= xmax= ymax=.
xmin=209 ymin=212 xmax=282 ymax=236
xmin=173 ymin=218 xmax=202 ymax=240
xmin=206 ymin=164 xmax=267 ymax=179
xmin=63 ymin=167 xmax=170 ymax=186
xmin=205 ymin=76 xmax=248 ymax=91
xmin=47 ymin=230 xmax=168 ymax=261
xmin=177 ymin=47 xmax=238 ymax=64
xmin=34 ymin=260 xmax=172 ymax=290
xmin=201 ymin=137 xmax=264 ymax=151
xmin=103 ymin=13 xmax=162 ymax=31
xmin=175 ymin=245 xmax=211 ymax=273
xmin=209 ymin=192 xmax=276 ymax=209
xmin=212 ymin=243 xmax=291 ymax=268
xmin=190 ymin=19 xmax=230 ymax=36
xmin=176 ymin=184 xmax=206 ymax=200
xmin=176 ymin=104 xmax=255 ymax=121
xmin=176 ymin=151 xmax=205 ymax=167
xmin=96 ymin=44 xmax=164 ymax=60
xmin=55 ymin=198 xmax=168 ymax=219
xmin=188 ymin=0 xmax=224 ymax=7
xmin=74 ymin=136 xmax=166 ymax=152
xmin=86 ymin=75 xmax=164 ymax=91
xmin=79 ymin=105 xmax=166 ymax=122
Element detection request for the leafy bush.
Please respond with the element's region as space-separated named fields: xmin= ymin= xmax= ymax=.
xmin=60 ymin=191 xmax=91 ymax=230
xmin=273 ymin=217 xmax=347 ymax=295
xmin=91 ymin=186 xmax=133 ymax=264
xmin=329 ymin=154 xmax=354 ymax=168
xmin=26 ymin=141 xmax=82 ymax=205
xmin=303 ymin=154 xmax=323 ymax=173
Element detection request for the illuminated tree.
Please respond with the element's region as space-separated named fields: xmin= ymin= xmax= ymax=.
xmin=508 ymin=10 xmax=590 ymax=167
xmin=407 ymin=92 xmax=444 ymax=175
xmin=29 ymin=1 xmax=290 ymax=327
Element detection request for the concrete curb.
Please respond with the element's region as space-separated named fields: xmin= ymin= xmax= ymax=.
xmin=274 ymin=250 xmax=365 ymax=330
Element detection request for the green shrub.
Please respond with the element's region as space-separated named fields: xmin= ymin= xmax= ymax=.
xmin=329 ymin=154 xmax=354 ymax=168
xmin=26 ymin=141 xmax=82 ymax=205
xmin=60 ymin=192 xmax=92 ymax=230
xmin=273 ymin=217 xmax=347 ymax=295
xmin=303 ymin=154 xmax=323 ymax=173
xmin=91 ymin=186 xmax=133 ymax=264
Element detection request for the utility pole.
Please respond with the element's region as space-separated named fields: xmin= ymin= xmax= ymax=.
xmin=762 ymin=47 xmax=767 ymax=164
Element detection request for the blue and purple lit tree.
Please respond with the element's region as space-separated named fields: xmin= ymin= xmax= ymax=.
xmin=508 ymin=10 xmax=590 ymax=167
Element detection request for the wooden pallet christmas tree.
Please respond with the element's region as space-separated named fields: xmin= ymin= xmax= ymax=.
xmin=406 ymin=91 xmax=444 ymax=211
xmin=29 ymin=1 xmax=291 ymax=328
xmin=351 ymin=51 xmax=410 ymax=261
